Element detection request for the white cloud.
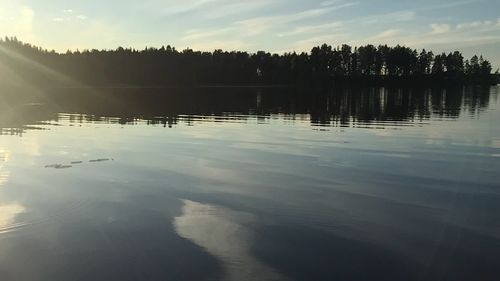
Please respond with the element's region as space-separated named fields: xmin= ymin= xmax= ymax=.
xmin=370 ymin=29 xmax=401 ymax=40
xmin=278 ymin=21 xmax=343 ymax=37
xmin=282 ymin=33 xmax=348 ymax=53
xmin=202 ymin=0 xmax=276 ymax=19
xmin=357 ymin=10 xmax=416 ymax=24
xmin=348 ymin=18 xmax=500 ymax=51
xmin=430 ymin=23 xmax=451 ymax=34
xmin=182 ymin=27 xmax=235 ymax=41
xmin=172 ymin=0 xmax=218 ymax=14
xmin=143 ymin=0 xmax=219 ymax=16
xmin=407 ymin=34 xmax=500 ymax=48
xmin=320 ymin=0 xmax=343 ymax=6
xmin=324 ymin=2 xmax=359 ymax=10
xmin=236 ymin=3 xmax=356 ymax=36
xmin=237 ymin=8 xmax=332 ymax=27
xmin=182 ymin=40 xmax=251 ymax=51
xmin=0 ymin=3 xmax=35 ymax=41
xmin=18 ymin=5 xmax=35 ymax=33
xmin=180 ymin=4 xmax=354 ymax=44
xmin=418 ymin=0 xmax=483 ymax=10
xmin=50 ymin=10 xmax=88 ymax=23
xmin=457 ymin=20 xmax=493 ymax=29
xmin=346 ymin=29 xmax=402 ymax=46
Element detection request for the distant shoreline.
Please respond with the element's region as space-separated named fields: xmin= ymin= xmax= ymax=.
xmin=1 ymin=38 xmax=499 ymax=89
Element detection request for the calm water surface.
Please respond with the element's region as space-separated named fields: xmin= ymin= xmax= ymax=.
xmin=0 ymin=86 xmax=499 ymax=281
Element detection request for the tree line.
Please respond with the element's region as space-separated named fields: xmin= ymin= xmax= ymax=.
xmin=0 ymin=37 xmax=497 ymax=87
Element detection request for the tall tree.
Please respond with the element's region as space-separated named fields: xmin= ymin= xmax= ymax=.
xmin=444 ymin=51 xmax=464 ymax=75
xmin=417 ymin=49 xmax=433 ymax=75
xmin=432 ymin=53 xmax=446 ymax=74
xmin=357 ymin=44 xmax=377 ymax=75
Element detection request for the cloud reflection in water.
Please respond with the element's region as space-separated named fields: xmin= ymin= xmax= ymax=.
xmin=174 ymin=199 xmax=283 ymax=281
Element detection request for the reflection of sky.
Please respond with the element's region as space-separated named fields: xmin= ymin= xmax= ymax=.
xmin=0 ymin=203 xmax=25 ymax=234
xmin=0 ymin=148 xmax=26 ymax=235
xmin=174 ymin=200 xmax=283 ymax=281
xmin=0 ymin=88 xmax=498 ymax=279
xmin=0 ymin=149 xmax=11 ymax=187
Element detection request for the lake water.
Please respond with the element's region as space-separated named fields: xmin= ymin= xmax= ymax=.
xmin=0 ymin=86 xmax=499 ymax=281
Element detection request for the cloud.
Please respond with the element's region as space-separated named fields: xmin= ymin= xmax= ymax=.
xmin=182 ymin=40 xmax=251 ymax=51
xmin=33 ymin=14 xmax=123 ymax=52
xmin=353 ymin=1 xmax=479 ymax=26
xmin=370 ymin=29 xmax=401 ymax=40
xmin=278 ymin=21 xmax=343 ymax=37
xmin=236 ymin=3 xmax=356 ymax=36
xmin=430 ymin=23 xmax=451 ymax=34
xmin=320 ymin=0 xmax=344 ymax=6
xmin=408 ymin=34 xmax=500 ymax=48
xmin=323 ymin=2 xmax=359 ymax=10
xmin=171 ymin=0 xmax=218 ymax=14
xmin=348 ymin=17 xmax=500 ymax=51
xmin=18 ymin=5 xmax=35 ymax=33
xmin=357 ymin=10 xmax=416 ymax=24
xmin=237 ymin=8 xmax=332 ymax=28
xmin=429 ymin=18 xmax=500 ymax=36
xmin=182 ymin=27 xmax=235 ymax=41
xmin=346 ymin=29 xmax=401 ymax=46
xmin=418 ymin=0 xmax=484 ymax=11
xmin=457 ymin=20 xmax=494 ymax=29
xmin=353 ymin=0 xmax=479 ymax=26
xmin=330 ymin=14 xmax=500 ymax=60
xmin=178 ymin=3 xmax=347 ymax=44
xmin=144 ymin=0 xmax=219 ymax=16
xmin=50 ymin=10 xmax=88 ymax=23
xmin=202 ymin=0 xmax=276 ymax=19
xmin=0 ymin=3 xmax=35 ymax=41
xmin=280 ymin=33 xmax=348 ymax=53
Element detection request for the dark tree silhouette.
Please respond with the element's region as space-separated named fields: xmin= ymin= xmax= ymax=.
xmin=417 ymin=49 xmax=433 ymax=75
xmin=0 ymin=37 xmax=497 ymax=88
xmin=431 ymin=53 xmax=446 ymax=74
xmin=466 ymin=55 xmax=481 ymax=75
xmin=445 ymin=51 xmax=464 ymax=75
xmin=358 ymin=44 xmax=377 ymax=75
xmin=479 ymin=55 xmax=492 ymax=75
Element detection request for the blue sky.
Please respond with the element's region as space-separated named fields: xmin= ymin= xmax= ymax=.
xmin=1 ymin=0 xmax=499 ymax=67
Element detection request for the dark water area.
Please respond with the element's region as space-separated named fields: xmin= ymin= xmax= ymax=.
xmin=0 ymin=86 xmax=499 ymax=281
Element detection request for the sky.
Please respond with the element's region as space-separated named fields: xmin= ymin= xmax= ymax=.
xmin=0 ymin=0 xmax=499 ymax=67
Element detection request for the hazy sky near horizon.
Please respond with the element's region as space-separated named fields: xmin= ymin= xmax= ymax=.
xmin=1 ymin=0 xmax=499 ymax=66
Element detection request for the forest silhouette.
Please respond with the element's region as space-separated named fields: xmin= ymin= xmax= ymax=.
xmin=0 ymin=37 xmax=498 ymax=88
